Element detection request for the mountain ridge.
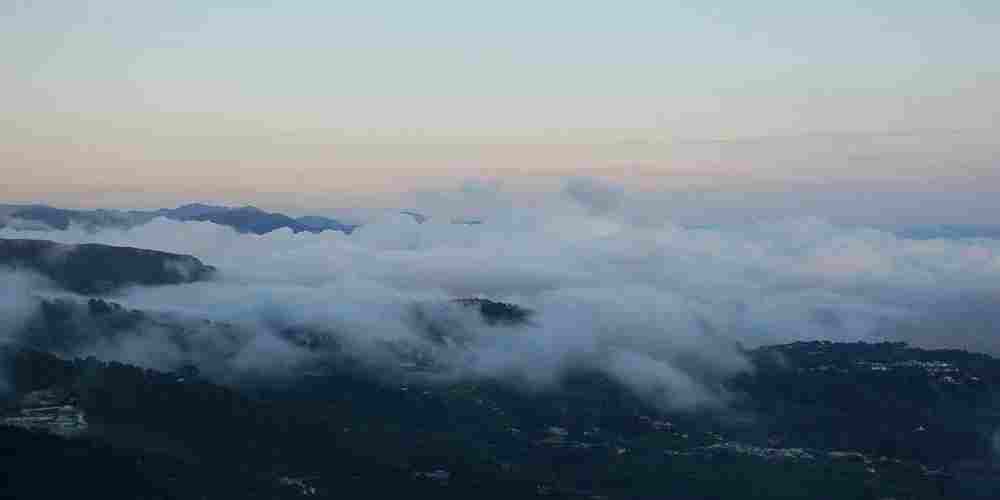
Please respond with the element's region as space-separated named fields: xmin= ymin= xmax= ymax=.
xmin=1 ymin=203 xmax=358 ymax=235
xmin=0 ymin=238 xmax=215 ymax=294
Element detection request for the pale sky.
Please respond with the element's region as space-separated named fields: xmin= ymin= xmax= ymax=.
xmin=2 ymin=1 xmax=998 ymax=215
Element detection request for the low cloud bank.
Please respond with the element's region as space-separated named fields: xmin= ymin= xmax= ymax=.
xmin=2 ymin=179 xmax=999 ymax=409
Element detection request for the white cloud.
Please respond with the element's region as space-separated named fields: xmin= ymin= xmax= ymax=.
xmin=3 ymin=178 xmax=1000 ymax=408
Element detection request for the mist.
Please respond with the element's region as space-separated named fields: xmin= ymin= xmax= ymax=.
xmin=2 ymin=179 xmax=999 ymax=410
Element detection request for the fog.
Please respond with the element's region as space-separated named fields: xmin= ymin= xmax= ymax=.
xmin=2 ymin=179 xmax=999 ymax=409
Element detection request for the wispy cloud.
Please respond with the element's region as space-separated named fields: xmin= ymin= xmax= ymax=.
xmin=3 ymin=179 xmax=999 ymax=408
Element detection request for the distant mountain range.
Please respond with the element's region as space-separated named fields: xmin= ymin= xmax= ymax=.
xmin=0 ymin=203 xmax=496 ymax=235
xmin=0 ymin=203 xmax=358 ymax=235
xmin=888 ymin=224 xmax=1000 ymax=240
xmin=154 ymin=204 xmax=358 ymax=234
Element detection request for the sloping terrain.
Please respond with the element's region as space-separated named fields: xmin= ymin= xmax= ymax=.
xmin=1 ymin=239 xmax=998 ymax=498
xmin=0 ymin=238 xmax=215 ymax=294
xmin=5 ymin=337 xmax=992 ymax=499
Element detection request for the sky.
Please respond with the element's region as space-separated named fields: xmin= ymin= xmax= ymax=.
xmin=1 ymin=2 xmax=1000 ymax=406
xmin=2 ymin=1 xmax=998 ymax=217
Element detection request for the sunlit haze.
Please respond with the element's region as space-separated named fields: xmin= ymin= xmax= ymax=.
xmin=2 ymin=1 xmax=998 ymax=220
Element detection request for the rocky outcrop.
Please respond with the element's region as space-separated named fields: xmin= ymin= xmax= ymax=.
xmin=452 ymin=298 xmax=533 ymax=325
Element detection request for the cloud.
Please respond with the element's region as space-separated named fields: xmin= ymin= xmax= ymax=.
xmin=2 ymin=179 xmax=1000 ymax=409
xmin=0 ymin=270 xmax=58 ymax=394
xmin=0 ymin=270 xmax=52 ymax=343
xmin=564 ymin=177 xmax=625 ymax=216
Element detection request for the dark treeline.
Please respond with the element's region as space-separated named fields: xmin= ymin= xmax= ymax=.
xmin=3 ymin=342 xmax=979 ymax=499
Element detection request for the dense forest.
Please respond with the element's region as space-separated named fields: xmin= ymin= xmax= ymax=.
xmin=3 ymin=237 xmax=999 ymax=498
xmin=5 ymin=339 xmax=997 ymax=499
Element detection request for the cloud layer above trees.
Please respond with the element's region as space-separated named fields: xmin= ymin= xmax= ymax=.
xmin=3 ymin=179 xmax=999 ymax=409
